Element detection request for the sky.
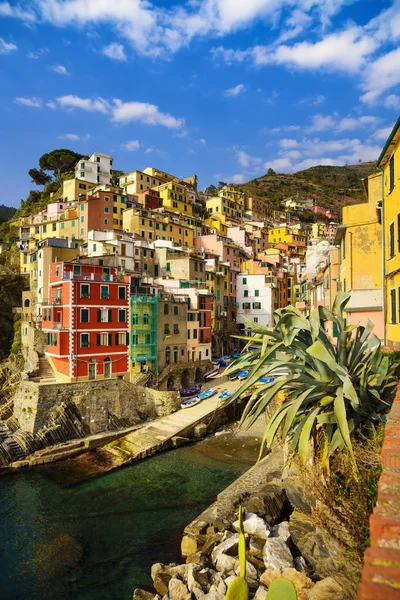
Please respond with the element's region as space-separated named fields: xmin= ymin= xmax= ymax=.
xmin=0 ymin=0 xmax=399 ymax=207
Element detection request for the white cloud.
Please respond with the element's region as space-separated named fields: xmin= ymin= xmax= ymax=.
xmin=361 ymin=48 xmax=400 ymax=105
xmin=14 ymin=96 xmax=42 ymax=108
xmin=102 ymin=42 xmax=127 ymax=61
xmin=299 ymin=94 xmax=325 ymax=106
xmin=372 ymin=127 xmax=393 ymax=142
xmin=308 ymin=114 xmax=336 ymax=131
xmin=224 ymin=83 xmax=246 ymax=97
xmin=54 ymin=95 xmax=184 ymax=129
xmin=269 ymin=124 xmax=301 ymax=134
xmin=58 ymin=133 xmax=91 ymax=142
xmin=366 ymin=0 xmax=400 ymax=44
xmin=121 ymin=140 xmax=140 ymax=151
xmin=46 ymin=100 xmax=57 ymax=109
xmin=27 ymin=47 xmax=48 ymax=59
xmin=235 ymin=149 xmax=262 ymax=168
xmin=384 ymin=95 xmax=400 ymax=110
xmin=0 ymin=37 xmax=17 ymax=54
xmin=215 ymin=173 xmax=245 ymax=184
xmin=199 ymin=138 xmax=207 ymax=145
xmin=53 ymin=64 xmax=70 ymax=75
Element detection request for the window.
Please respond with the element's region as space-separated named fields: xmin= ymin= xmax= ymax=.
xmin=164 ymin=304 xmax=169 ymax=314
xmin=242 ymin=277 xmax=247 ymax=284
xmin=164 ymin=324 xmax=170 ymax=334
xmin=98 ymin=309 xmax=112 ymax=322
xmin=389 ymin=221 xmax=395 ymax=258
xmin=173 ymin=324 xmax=179 ymax=334
xmin=242 ymin=302 xmax=250 ymax=309
xmin=55 ymin=266 xmax=60 ymax=277
xmin=52 ymin=223 xmax=57 ymax=232
xmin=193 ymin=329 xmax=198 ymax=339
xmin=390 ymin=154 xmax=395 ymax=193
xmin=115 ymin=332 xmax=127 ymax=345
xmin=81 ymin=333 xmax=90 ymax=348
xmin=397 ymin=214 xmax=400 ymax=253
xmin=97 ymin=333 xmax=112 ymax=346
xmin=105 ymin=207 xmax=109 ymax=213
xmin=104 ymin=219 xmax=108 ymax=225
xmin=80 ymin=216 xmax=84 ymax=223
xmin=166 ymin=262 xmax=170 ymax=271
xmin=93 ymin=243 xmax=97 ymax=251
xmin=391 ymin=288 xmax=397 ymax=325
xmin=253 ymin=302 xmax=261 ymax=309
xmin=80 ymin=308 xmax=89 ymax=323
xmin=80 ymin=162 xmax=85 ymax=169
xmin=118 ymin=309 xmax=126 ymax=322
xmin=342 ymin=231 xmax=346 ymax=259
xmin=187 ymin=329 xmax=191 ymax=339
xmin=81 ymin=284 xmax=90 ymax=298
xmin=173 ymin=306 xmax=178 ymax=315
xmin=244 ymin=290 xmax=249 ymax=297
xmin=100 ymin=285 xmax=109 ymax=299
xmin=132 ymin=313 xmax=138 ymax=324
xmin=254 ymin=317 xmax=259 ymax=323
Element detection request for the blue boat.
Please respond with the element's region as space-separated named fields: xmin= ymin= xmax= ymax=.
xmin=218 ymin=390 xmax=233 ymax=401
xmin=180 ymin=384 xmax=202 ymax=398
xmin=198 ymin=388 xmax=217 ymax=400
xmin=233 ymin=353 xmax=241 ymax=359
xmin=180 ymin=396 xmax=201 ymax=409
xmin=255 ymin=376 xmax=275 ymax=387
xmin=237 ymin=370 xmax=249 ymax=381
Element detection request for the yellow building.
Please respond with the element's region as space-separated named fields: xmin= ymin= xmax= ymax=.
xmin=379 ymin=118 xmax=400 ymax=345
xmin=312 ymin=222 xmax=326 ymax=239
xmin=119 ymin=168 xmax=177 ymax=195
xmin=335 ymin=171 xmax=383 ymax=339
xmin=60 ymin=178 xmax=95 ymax=203
xmin=123 ymin=208 xmax=194 ymax=248
xmin=204 ymin=214 xmax=229 ymax=236
xmin=268 ymin=227 xmax=307 ymax=245
xmin=218 ymin=185 xmax=245 ymax=208
xmin=153 ymin=181 xmax=192 ymax=216
xmin=206 ymin=195 xmax=242 ymax=222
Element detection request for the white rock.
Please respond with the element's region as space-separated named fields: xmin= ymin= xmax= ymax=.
xmin=234 ymin=560 xmax=258 ymax=581
xmin=233 ymin=512 xmax=270 ymax=540
xmin=263 ymin=538 xmax=294 ymax=571
xmin=249 ymin=537 xmax=265 ymax=558
xmin=191 ymin=588 xmax=205 ymax=600
xmin=211 ymin=534 xmax=239 ymax=564
xmin=203 ymin=593 xmax=225 ymax=600
xmin=254 ymin=585 xmax=268 ymax=600
xmin=294 ymin=556 xmax=308 ymax=573
xmin=271 ymin=521 xmax=291 ymax=545
xmin=224 ymin=575 xmax=236 ymax=589
xmin=214 ymin=554 xmax=239 ymax=575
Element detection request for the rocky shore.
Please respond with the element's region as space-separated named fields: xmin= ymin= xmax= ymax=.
xmin=133 ymin=437 xmax=355 ymax=600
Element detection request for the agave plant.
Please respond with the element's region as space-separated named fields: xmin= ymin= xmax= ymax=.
xmin=224 ymin=292 xmax=398 ymax=468
xmin=226 ymin=505 xmax=248 ymax=600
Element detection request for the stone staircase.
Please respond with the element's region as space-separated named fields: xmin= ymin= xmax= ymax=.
xmin=38 ymin=356 xmax=58 ymax=383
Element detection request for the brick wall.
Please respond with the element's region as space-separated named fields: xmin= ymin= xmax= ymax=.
xmin=358 ymin=381 xmax=400 ymax=599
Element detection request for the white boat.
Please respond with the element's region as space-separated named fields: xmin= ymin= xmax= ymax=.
xmin=204 ymin=366 xmax=220 ymax=379
xmin=180 ymin=396 xmax=201 ymax=409
xmin=237 ymin=370 xmax=249 ymax=381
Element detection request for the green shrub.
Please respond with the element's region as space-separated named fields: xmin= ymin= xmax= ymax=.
xmin=10 ymin=342 xmax=22 ymax=354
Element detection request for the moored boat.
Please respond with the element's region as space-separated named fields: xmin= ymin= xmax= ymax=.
xmin=180 ymin=385 xmax=202 ymax=398
xmin=180 ymin=396 xmax=201 ymax=409
xmin=204 ymin=366 xmax=220 ymax=379
xmin=218 ymin=390 xmax=233 ymax=401
xmin=237 ymin=370 xmax=249 ymax=380
xmin=254 ymin=376 xmax=275 ymax=387
xmin=198 ymin=387 xmax=217 ymax=400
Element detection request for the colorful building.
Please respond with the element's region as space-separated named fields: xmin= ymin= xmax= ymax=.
xmin=75 ymin=152 xmax=113 ymax=186
xmin=130 ymin=294 xmax=158 ymax=377
xmin=41 ymin=262 xmax=130 ymax=382
xmin=378 ymin=117 xmax=400 ymax=346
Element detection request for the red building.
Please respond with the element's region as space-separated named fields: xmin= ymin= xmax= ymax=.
xmin=42 ymin=262 xmax=130 ymax=382
xmin=136 ymin=189 xmax=163 ymax=211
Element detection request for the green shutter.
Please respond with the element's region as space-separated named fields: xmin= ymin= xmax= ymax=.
xmin=108 ymin=309 xmax=112 ymax=322
xmin=115 ymin=333 xmax=119 ymax=346
xmin=126 ymin=333 xmax=129 ymax=345
xmin=108 ymin=333 xmax=112 ymax=346
xmin=97 ymin=334 xmax=101 ymax=346
xmin=98 ymin=309 xmax=101 ymax=322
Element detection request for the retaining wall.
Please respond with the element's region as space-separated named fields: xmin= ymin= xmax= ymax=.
xmin=358 ymin=381 xmax=400 ymax=599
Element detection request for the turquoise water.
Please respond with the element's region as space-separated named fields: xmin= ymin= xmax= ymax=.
xmin=0 ymin=437 xmax=255 ymax=600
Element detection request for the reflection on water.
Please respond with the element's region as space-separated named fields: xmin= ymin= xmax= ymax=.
xmin=0 ymin=434 xmax=256 ymax=600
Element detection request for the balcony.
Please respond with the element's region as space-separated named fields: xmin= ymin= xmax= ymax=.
xmin=53 ymin=321 xmax=68 ymax=330
xmin=52 ymin=297 xmax=62 ymax=305
xmin=20 ymin=232 xmax=33 ymax=240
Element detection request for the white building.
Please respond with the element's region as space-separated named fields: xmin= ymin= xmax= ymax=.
xmin=75 ymin=152 xmax=113 ymax=186
xmin=236 ymin=273 xmax=278 ymax=330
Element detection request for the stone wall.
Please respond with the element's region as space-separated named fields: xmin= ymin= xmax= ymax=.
xmin=358 ymin=381 xmax=400 ymax=599
xmin=13 ymin=379 xmax=180 ymax=435
xmin=157 ymin=360 xmax=212 ymax=391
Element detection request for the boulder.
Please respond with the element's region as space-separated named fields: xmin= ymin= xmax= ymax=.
xmin=181 ymin=535 xmax=201 ymax=557
xmin=194 ymin=423 xmax=208 ymax=438
xmin=249 ymin=537 xmax=265 ymax=558
xmin=244 ymin=483 xmax=288 ymax=525
xmin=170 ymin=565 xmax=188 ymax=579
xmin=168 ymin=578 xmax=189 ymax=600
xmin=234 ymin=560 xmax=258 ymax=581
xmin=203 ymin=592 xmax=224 ymax=600
xmin=247 ymin=555 xmax=265 ymax=570
xmin=211 ymin=534 xmax=239 ymax=564
xmin=254 ymin=585 xmax=268 ymax=600
xmin=185 ymin=552 xmax=207 ymax=566
xmin=133 ymin=589 xmax=155 ymax=600
xmin=187 ymin=564 xmax=209 ymax=593
xmin=214 ymin=554 xmax=239 ymax=575
xmin=202 ymin=533 xmax=224 ymax=556
xmin=233 ymin=512 xmax=270 ymax=540
xmin=171 ymin=436 xmax=189 ymax=448
xmin=263 ymin=538 xmax=294 ymax=571
xmin=224 ymin=575 xmax=236 ymax=589
xmin=285 ymin=480 xmax=313 ymax=515
xmin=192 ymin=588 xmax=205 ymax=600
xmin=307 ymin=577 xmax=344 ymax=600
xmin=208 ymin=569 xmax=226 ymax=594
xmin=294 ymin=556 xmax=308 ymax=573
xmin=153 ymin=573 xmax=172 ymax=597
xmin=260 ymin=568 xmax=281 ymax=588
xmin=281 ymin=568 xmax=314 ymax=598
xmin=271 ymin=521 xmax=291 ymax=545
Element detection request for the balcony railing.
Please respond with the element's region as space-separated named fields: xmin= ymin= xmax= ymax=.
xmin=20 ymin=232 xmax=32 ymax=240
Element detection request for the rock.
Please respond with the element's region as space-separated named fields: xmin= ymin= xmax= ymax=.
xmin=271 ymin=521 xmax=291 ymax=545
xmin=192 ymin=588 xmax=205 ymax=600
xmin=285 ymin=480 xmax=313 ymax=515
xmin=153 ymin=572 xmax=172 ymax=596
xmin=181 ymin=535 xmax=200 ymax=557
xmin=260 ymin=568 xmax=281 ymax=588
xmin=203 ymin=592 xmax=224 ymax=600
xmin=224 ymin=575 xmax=236 ymax=589
xmin=254 ymin=585 xmax=268 ymax=600
xmin=208 ymin=581 xmax=226 ymax=596
xmin=281 ymin=568 xmax=314 ymax=598
xmin=220 ymin=531 xmax=234 ymax=542
xmin=202 ymin=533 xmax=224 ymax=556
xmin=170 ymin=565 xmax=188 ymax=579
xmin=234 ymin=560 xmax=258 ymax=581
xmin=233 ymin=512 xmax=270 ymax=540
xmin=168 ymin=578 xmax=189 ymax=600
xmin=186 ymin=552 xmax=207 ymax=566
xmin=247 ymin=555 xmax=265 ymax=570
xmin=249 ymin=537 xmax=265 ymax=558
xmin=171 ymin=436 xmax=189 ymax=448
xmin=244 ymin=483 xmax=289 ymax=525
xmin=133 ymin=588 xmax=155 ymax=600
xmin=194 ymin=423 xmax=207 ymax=438
xmin=211 ymin=533 xmax=239 ymax=564
xmin=294 ymin=556 xmax=308 ymax=573
xmin=307 ymin=577 xmax=343 ymax=600
xmin=208 ymin=569 xmax=226 ymax=594
xmin=187 ymin=564 xmax=209 ymax=592
xmin=263 ymin=537 xmax=294 ymax=571
xmin=214 ymin=554 xmax=239 ymax=575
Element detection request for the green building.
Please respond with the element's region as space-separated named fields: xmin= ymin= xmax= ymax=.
xmin=130 ymin=294 xmax=158 ymax=377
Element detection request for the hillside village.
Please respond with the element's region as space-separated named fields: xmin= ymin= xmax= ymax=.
xmin=4 ymin=122 xmax=397 ymax=392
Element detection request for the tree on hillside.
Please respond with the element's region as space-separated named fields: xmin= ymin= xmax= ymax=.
xmin=28 ymin=168 xmax=52 ymax=186
xmin=267 ymin=168 xmax=276 ymax=176
xmin=218 ymin=181 xmax=227 ymax=188
xmin=38 ymin=149 xmax=87 ymax=186
xmin=204 ymin=184 xmax=218 ymax=196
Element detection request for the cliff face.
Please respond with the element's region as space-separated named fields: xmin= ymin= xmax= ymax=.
xmin=0 ymin=273 xmax=27 ymax=359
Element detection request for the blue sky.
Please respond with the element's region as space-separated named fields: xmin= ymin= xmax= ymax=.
xmin=0 ymin=0 xmax=399 ymax=207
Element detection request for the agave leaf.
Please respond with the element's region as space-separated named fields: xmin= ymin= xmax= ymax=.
xmin=226 ymin=576 xmax=249 ymax=600
xmin=317 ymin=411 xmax=336 ymax=424
xmin=298 ymin=406 xmax=321 ymax=462
xmin=332 ymin=291 xmax=351 ymax=317
xmin=334 ymin=387 xmax=356 ymax=465
xmin=266 ymin=578 xmax=297 ymax=599
xmin=281 ymin=388 xmax=314 ymax=440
